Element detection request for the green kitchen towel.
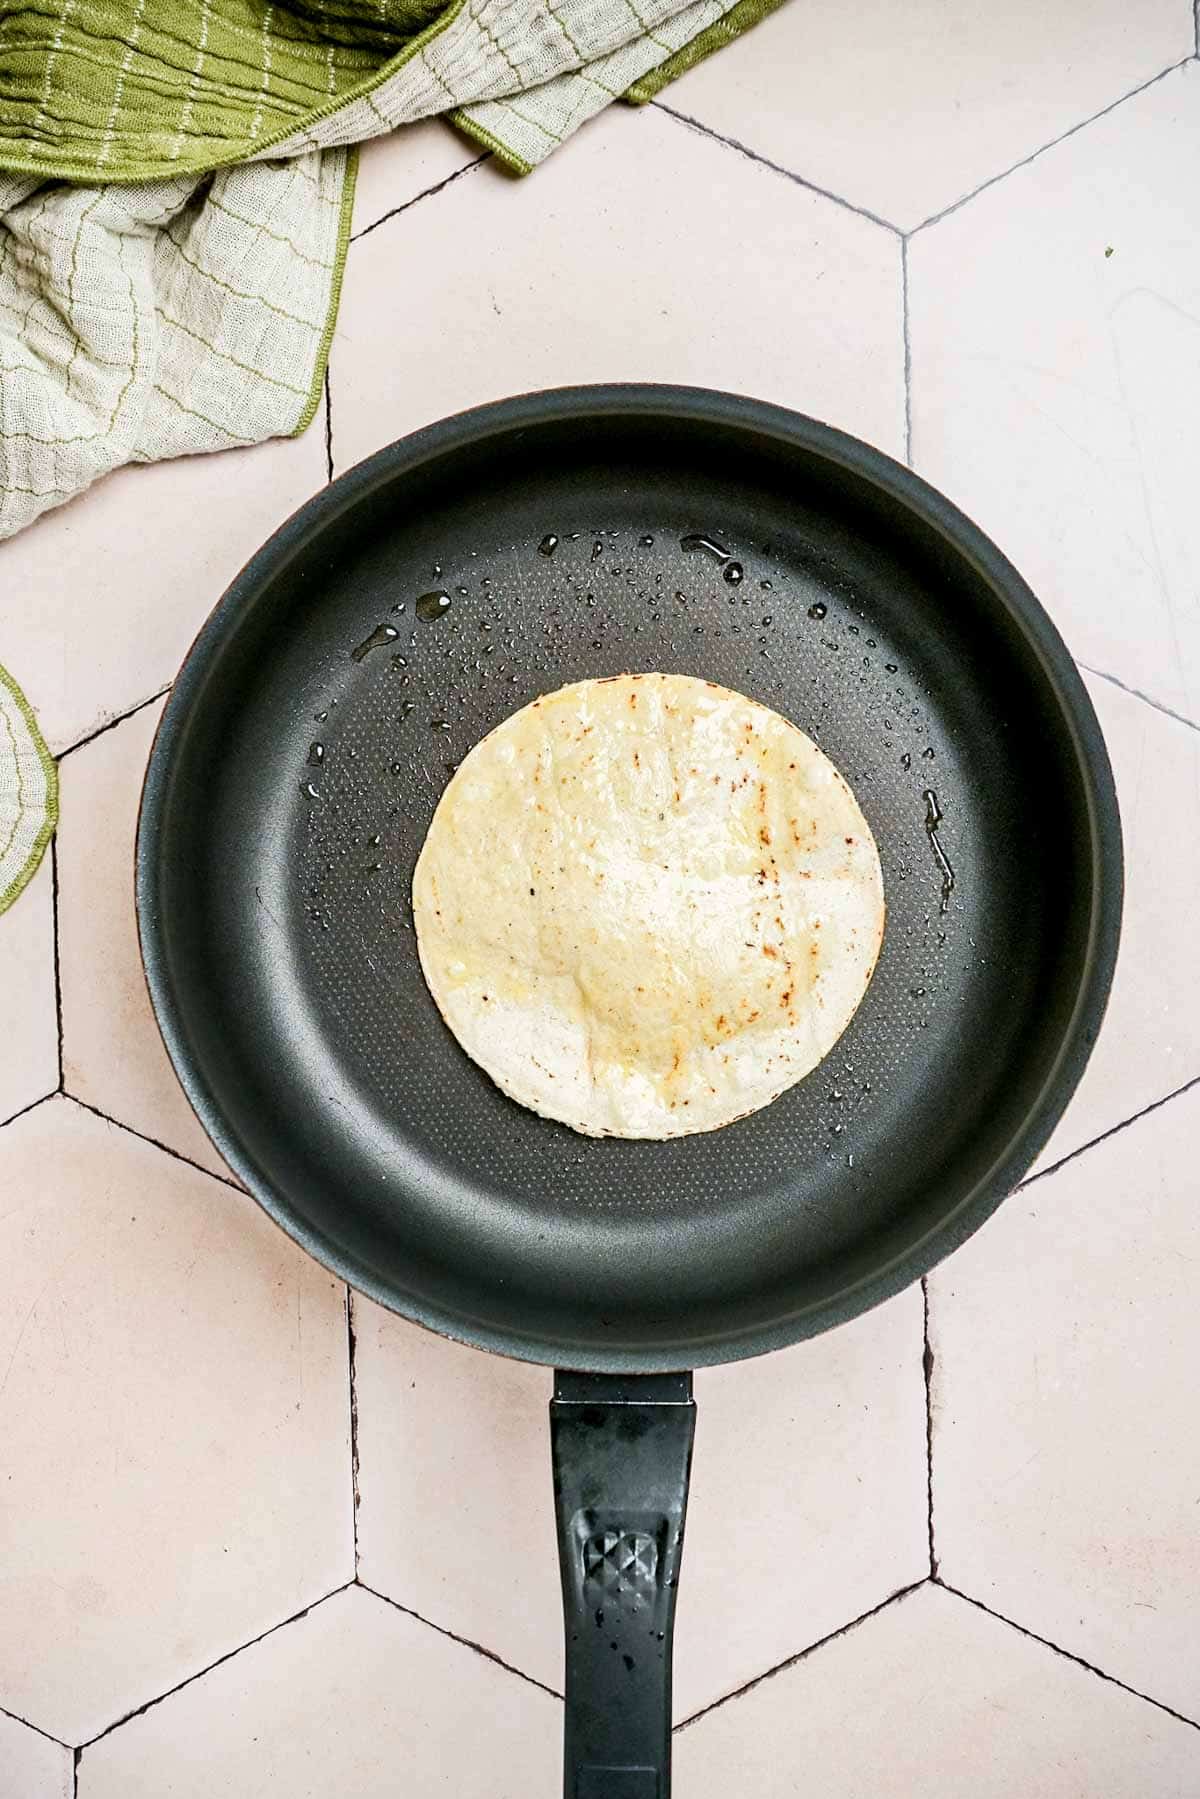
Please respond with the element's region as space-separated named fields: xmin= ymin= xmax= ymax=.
xmin=0 ymin=0 xmax=785 ymax=544
xmin=0 ymin=662 xmax=57 ymax=915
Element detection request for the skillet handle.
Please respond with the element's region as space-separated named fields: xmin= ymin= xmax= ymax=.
xmin=551 ymin=1370 xmax=696 ymax=1799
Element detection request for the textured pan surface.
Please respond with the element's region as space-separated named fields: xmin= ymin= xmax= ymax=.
xmin=137 ymin=388 xmax=1121 ymax=1369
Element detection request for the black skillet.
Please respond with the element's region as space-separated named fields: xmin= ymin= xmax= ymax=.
xmin=137 ymin=386 xmax=1121 ymax=1796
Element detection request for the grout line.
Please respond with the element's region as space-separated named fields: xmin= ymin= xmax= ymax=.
xmin=935 ymin=1581 xmax=1200 ymax=1733
xmin=323 ymin=367 xmax=334 ymax=483
xmin=56 ymin=686 xmax=171 ymax=763
xmin=64 ymin=1094 xmax=246 ymax=1195
xmin=1018 ymin=1070 xmax=1200 ymax=1192
xmin=349 ymin=153 xmax=491 ymax=244
xmin=652 ymin=101 xmax=900 ymax=235
xmin=0 ymin=1087 xmax=58 ymax=1132
xmin=922 ymin=1277 xmax=938 ymax=1578
xmin=900 ymin=236 xmax=913 ymax=466
xmin=912 ymin=58 xmax=1192 ymax=236
xmin=346 ymin=1287 xmax=361 ymax=1576
xmin=1195 ymin=0 xmax=1199 ymax=59
xmin=73 ymin=1746 xmax=81 ymax=1796
xmin=675 ymin=1579 xmax=926 ymax=1731
xmin=50 ymin=835 xmax=64 ymax=1090
xmin=0 ymin=1701 xmax=72 ymax=1752
xmin=78 ymin=1583 xmax=355 ymax=1750
xmin=356 ymin=1579 xmax=562 ymax=1701
xmin=1079 ymin=662 xmax=1200 ymax=737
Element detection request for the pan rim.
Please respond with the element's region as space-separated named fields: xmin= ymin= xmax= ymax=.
xmin=136 ymin=383 xmax=1123 ymax=1370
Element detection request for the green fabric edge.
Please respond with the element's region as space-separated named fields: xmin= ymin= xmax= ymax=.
xmin=447 ymin=109 xmax=532 ymax=176
xmin=293 ymin=144 xmax=359 ymax=438
xmin=624 ymin=0 xmax=788 ymax=103
xmin=0 ymin=0 xmax=469 ymax=186
xmin=0 ymin=661 xmax=58 ymax=917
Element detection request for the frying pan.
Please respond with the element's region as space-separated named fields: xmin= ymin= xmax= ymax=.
xmin=136 ymin=386 xmax=1121 ymax=1795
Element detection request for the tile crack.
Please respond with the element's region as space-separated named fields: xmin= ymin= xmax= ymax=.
xmin=349 ymin=153 xmax=491 ymax=245
xmin=935 ymin=1580 xmax=1200 ymax=1733
xmin=0 ymin=1087 xmax=59 ymax=1133
xmin=1018 ymin=1070 xmax=1200 ymax=1192
xmin=63 ymin=1094 xmax=246 ymax=1195
xmin=76 ymin=1583 xmax=355 ymax=1751
xmin=346 ymin=1288 xmax=360 ymax=1575
xmin=56 ymin=685 xmax=171 ymax=763
xmin=355 ymin=1579 xmax=562 ymax=1701
xmin=910 ymin=59 xmax=1193 ymax=236
xmin=900 ymin=237 xmax=913 ymax=466
xmin=652 ymin=102 xmax=901 ymax=235
xmin=922 ymin=1276 xmax=938 ymax=1578
xmin=674 ymin=1579 xmax=927 ymax=1731
xmin=0 ymin=1700 xmax=72 ymax=1752
xmin=1078 ymin=663 xmax=1200 ymax=738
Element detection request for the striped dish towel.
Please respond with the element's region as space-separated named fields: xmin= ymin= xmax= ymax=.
xmin=0 ymin=663 xmax=56 ymax=917
xmin=0 ymin=0 xmax=786 ymax=543
xmin=0 ymin=0 xmax=782 ymax=906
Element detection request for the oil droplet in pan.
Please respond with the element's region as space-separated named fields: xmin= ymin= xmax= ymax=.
xmin=416 ymin=590 xmax=453 ymax=622
xmin=681 ymin=533 xmax=729 ymax=563
xmin=538 ymin=534 xmax=559 ymax=557
xmin=351 ymin=623 xmax=399 ymax=661
xmin=807 ymin=602 xmax=827 ymax=621
xmin=923 ymin=789 xmax=956 ymax=913
xmin=680 ymin=532 xmax=746 ymax=589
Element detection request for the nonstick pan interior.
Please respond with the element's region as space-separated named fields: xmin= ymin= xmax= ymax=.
xmin=137 ymin=388 xmax=1120 ymax=1368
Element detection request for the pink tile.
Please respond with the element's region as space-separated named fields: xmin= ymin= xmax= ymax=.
xmin=678 ymin=1289 xmax=927 ymax=1717
xmin=1030 ymin=672 xmax=1200 ymax=1174
xmin=0 ymin=1712 xmax=72 ymax=1799
xmin=0 ymin=1099 xmax=352 ymax=1743
xmin=355 ymin=1287 xmax=925 ymax=1721
xmin=931 ymin=1082 xmax=1200 ymax=1720
xmin=79 ymin=1585 xmax=559 ymax=1798
xmin=56 ymin=697 xmax=231 ymax=1180
xmin=0 ymin=427 xmax=326 ymax=756
xmin=910 ymin=64 xmax=1200 ymax=724
xmin=0 ymin=854 xmax=57 ymax=1124
xmin=660 ymin=0 xmax=1189 ymax=231
xmin=353 ymin=1303 xmax=559 ymax=1691
xmin=3 ymin=17 xmax=1197 ymax=1776
xmin=331 ymin=104 xmax=904 ymax=475
xmin=676 ymin=1583 xmax=1200 ymax=1796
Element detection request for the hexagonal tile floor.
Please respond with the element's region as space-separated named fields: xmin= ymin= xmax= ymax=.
xmin=3 ymin=11 xmax=1200 ymax=1793
xmin=0 ymin=1099 xmax=353 ymax=1747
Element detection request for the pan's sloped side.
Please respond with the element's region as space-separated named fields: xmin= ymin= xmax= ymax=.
xmin=136 ymin=387 xmax=1121 ymax=1370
